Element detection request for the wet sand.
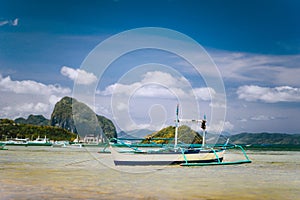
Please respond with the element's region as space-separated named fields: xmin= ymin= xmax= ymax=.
xmin=0 ymin=146 xmax=299 ymax=200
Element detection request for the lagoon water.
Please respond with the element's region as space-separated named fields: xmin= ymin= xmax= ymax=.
xmin=0 ymin=146 xmax=299 ymax=200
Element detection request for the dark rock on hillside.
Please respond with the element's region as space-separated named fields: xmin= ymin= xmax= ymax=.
xmin=96 ymin=115 xmax=117 ymax=139
xmin=51 ymin=96 xmax=77 ymax=133
xmin=51 ymin=96 xmax=117 ymax=139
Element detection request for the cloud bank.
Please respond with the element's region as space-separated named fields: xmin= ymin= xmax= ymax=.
xmin=211 ymin=50 xmax=300 ymax=87
xmin=0 ymin=74 xmax=71 ymax=119
xmin=60 ymin=66 xmax=97 ymax=85
xmin=0 ymin=75 xmax=70 ymax=95
xmin=237 ymin=85 xmax=300 ymax=103
xmin=98 ymin=70 xmax=216 ymax=101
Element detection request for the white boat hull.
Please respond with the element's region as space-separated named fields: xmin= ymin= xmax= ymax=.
xmin=111 ymin=148 xmax=225 ymax=166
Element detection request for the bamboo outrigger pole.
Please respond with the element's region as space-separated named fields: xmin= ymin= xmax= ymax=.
xmin=201 ymin=114 xmax=207 ymax=148
xmin=174 ymin=104 xmax=179 ymax=148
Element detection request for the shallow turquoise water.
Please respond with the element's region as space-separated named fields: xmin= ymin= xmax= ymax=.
xmin=0 ymin=146 xmax=299 ymax=200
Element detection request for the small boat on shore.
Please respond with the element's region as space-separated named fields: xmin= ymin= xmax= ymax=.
xmin=111 ymin=105 xmax=251 ymax=166
xmin=3 ymin=138 xmax=29 ymax=146
xmin=27 ymin=136 xmax=52 ymax=146
xmin=111 ymin=146 xmax=225 ymax=165
xmin=3 ymin=136 xmax=52 ymax=146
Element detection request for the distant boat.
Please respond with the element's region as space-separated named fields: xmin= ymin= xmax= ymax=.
xmin=0 ymin=142 xmax=7 ymax=150
xmin=27 ymin=136 xmax=52 ymax=146
xmin=4 ymin=136 xmax=52 ymax=146
xmin=4 ymin=138 xmax=29 ymax=146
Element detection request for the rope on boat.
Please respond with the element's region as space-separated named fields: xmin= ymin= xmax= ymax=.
xmin=180 ymin=148 xmax=188 ymax=164
xmin=211 ymin=148 xmax=221 ymax=163
xmin=112 ymin=138 xmax=141 ymax=152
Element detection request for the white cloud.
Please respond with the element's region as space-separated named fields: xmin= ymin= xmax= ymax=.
xmin=60 ymin=66 xmax=97 ymax=85
xmin=0 ymin=74 xmax=71 ymax=119
xmin=100 ymin=82 xmax=141 ymax=96
xmin=135 ymin=85 xmax=180 ymax=98
xmin=142 ymin=71 xmax=183 ymax=86
xmin=11 ymin=18 xmax=18 ymax=26
xmin=239 ymin=118 xmax=248 ymax=122
xmin=121 ymin=123 xmax=163 ymax=132
xmin=3 ymin=102 xmax=49 ymax=114
xmin=0 ymin=18 xmax=18 ymax=26
xmin=0 ymin=20 xmax=9 ymax=26
xmin=116 ymin=102 xmax=128 ymax=111
xmin=250 ymin=115 xmax=275 ymax=121
xmin=237 ymin=85 xmax=300 ymax=103
xmin=48 ymin=95 xmax=63 ymax=106
xmin=209 ymin=102 xmax=226 ymax=108
xmin=192 ymin=87 xmax=216 ymax=101
xmin=0 ymin=93 xmax=67 ymax=119
xmin=98 ymin=70 xmax=216 ymax=101
xmin=1 ymin=101 xmax=52 ymax=120
xmin=210 ymin=50 xmax=300 ymax=87
xmin=0 ymin=75 xmax=70 ymax=95
xmin=207 ymin=120 xmax=234 ymax=133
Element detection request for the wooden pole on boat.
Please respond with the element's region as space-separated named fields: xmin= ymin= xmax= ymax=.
xmin=201 ymin=115 xmax=207 ymax=148
xmin=174 ymin=104 xmax=179 ymax=148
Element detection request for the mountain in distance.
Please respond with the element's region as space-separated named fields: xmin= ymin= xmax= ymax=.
xmin=134 ymin=126 xmax=299 ymax=145
xmin=199 ymin=131 xmax=300 ymax=145
xmin=15 ymin=114 xmax=50 ymax=126
xmin=229 ymin=132 xmax=300 ymax=145
xmin=50 ymin=96 xmax=117 ymax=139
xmin=118 ymin=129 xmax=155 ymax=139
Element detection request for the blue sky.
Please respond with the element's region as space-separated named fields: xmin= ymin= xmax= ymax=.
xmin=0 ymin=0 xmax=300 ymax=134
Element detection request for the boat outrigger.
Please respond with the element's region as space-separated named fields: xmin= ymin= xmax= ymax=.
xmin=0 ymin=142 xmax=7 ymax=150
xmin=110 ymin=105 xmax=251 ymax=166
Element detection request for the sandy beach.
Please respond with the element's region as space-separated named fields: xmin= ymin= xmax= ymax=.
xmin=0 ymin=146 xmax=299 ymax=200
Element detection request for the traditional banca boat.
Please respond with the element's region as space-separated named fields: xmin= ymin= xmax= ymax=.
xmin=110 ymin=105 xmax=251 ymax=166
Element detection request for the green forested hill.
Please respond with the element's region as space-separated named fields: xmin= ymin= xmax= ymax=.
xmin=15 ymin=114 xmax=50 ymax=126
xmin=143 ymin=125 xmax=202 ymax=144
xmin=0 ymin=118 xmax=76 ymax=141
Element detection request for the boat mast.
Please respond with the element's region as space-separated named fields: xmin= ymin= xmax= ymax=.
xmin=174 ymin=105 xmax=207 ymax=148
xmin=201 ymin=115 xmax=207 ymax=148
xmin=174 ymin=104 xmax=179 ymax=148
